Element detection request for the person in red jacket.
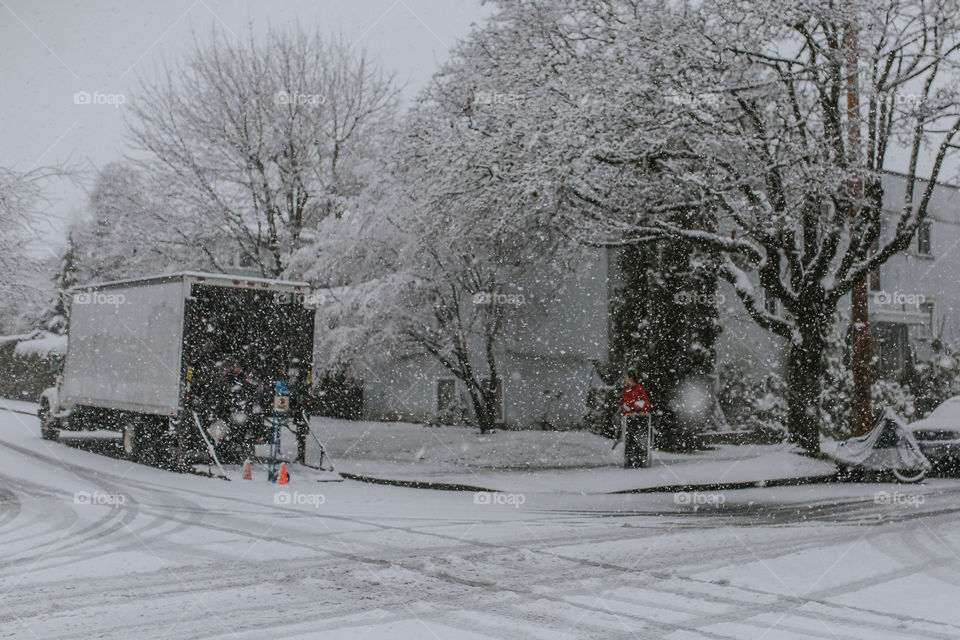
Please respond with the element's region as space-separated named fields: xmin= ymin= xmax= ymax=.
xmin=620 ymin=371 xmax=651 ymax=417
xmin=619 ymin=369 xmax=652 ymax=468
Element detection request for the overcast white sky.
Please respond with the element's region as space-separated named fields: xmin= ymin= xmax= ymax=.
xmin=0 ymin=0 xmax=489 ymax=250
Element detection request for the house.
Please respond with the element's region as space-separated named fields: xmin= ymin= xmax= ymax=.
xmin=716 ymin=173 xmax=960 ymax=379
xmin=342 ymin=174 xmax=960 ymax=428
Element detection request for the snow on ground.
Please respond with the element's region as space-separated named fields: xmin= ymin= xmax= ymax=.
xmin=309 ymin=417 xmax=626 ymax=469
xmin=298 ymin=417 xmax=837 ymax=493
xmin=3 ymin=407 xmax=960 ymax=639
xmin=0 ymin=398 xmax=38 ymax=416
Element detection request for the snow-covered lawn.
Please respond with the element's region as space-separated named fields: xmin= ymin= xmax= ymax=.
xmin=302 ymin=417 xmax=837 ymax=493
xmin=310 ymin=417 xmax=624 ymax=469
xmin=0 ymin=397 xmax=39 ymax=416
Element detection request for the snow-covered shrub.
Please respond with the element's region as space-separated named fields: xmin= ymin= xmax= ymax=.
xmin=821 ymin=317 xmax=921 ymax=439
xmin=718 ymin=364 xmax=787 ymax=438
xmin=584 ymin=387 xmax=618 ymax=439
xmin=873 ymin=380 xmax=917 ymax=422
xmin=905 ymin=338 xmax=960 ymax=418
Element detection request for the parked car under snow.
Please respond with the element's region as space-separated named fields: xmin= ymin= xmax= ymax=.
xmin=908 ymin=396 xmax=960 ymax=468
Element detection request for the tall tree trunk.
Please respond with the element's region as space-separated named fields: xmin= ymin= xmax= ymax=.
xmin=787 ymin=325 xmax=826 ymax=452
xmin=468 ymin=385 xmax=496 ymax=434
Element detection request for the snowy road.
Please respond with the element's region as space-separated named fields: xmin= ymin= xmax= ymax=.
xmin=2 ymin=409 xmax=960 ymax=639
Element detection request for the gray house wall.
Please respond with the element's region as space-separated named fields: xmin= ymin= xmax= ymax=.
xmin=868 ymin=174 xmax=960 ymax=346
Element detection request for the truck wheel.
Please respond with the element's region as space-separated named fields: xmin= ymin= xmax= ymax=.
xmin=123 ymin=418 xmax=156 ymax=463
xmin=153 ymin=422 xmax=178 ymax=470
xmin=39 ymin=400 xmax=60 ymax=441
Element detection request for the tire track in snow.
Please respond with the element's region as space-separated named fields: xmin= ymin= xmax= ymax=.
xmin=4 ymin=427 xmax=960 ymax=639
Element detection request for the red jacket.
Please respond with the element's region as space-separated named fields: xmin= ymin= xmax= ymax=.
xmin=620 ymin=383 xmax=651 ymax=416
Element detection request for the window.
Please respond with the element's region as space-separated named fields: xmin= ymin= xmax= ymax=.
xmin=436 ymin=378 xmax=457 ymax=413
xmin=920 ymin=301 xmax=935 ymax=335
xmin=917 ymin=220 xmax=932 ymax=256
xmin=871 ymin=322 xmax=910 ymax=380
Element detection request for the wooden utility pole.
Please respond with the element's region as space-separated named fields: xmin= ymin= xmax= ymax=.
xmin=846 ymin=17 xmax=873 ymax=436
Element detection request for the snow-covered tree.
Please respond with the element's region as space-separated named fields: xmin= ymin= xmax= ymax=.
xmin=438 ymin=0 xmax=960 ymax=451
xmin=304 ymin=184 xmax=555 ymax=433
xmin=610 ymin=240 xmax=722 ymax=451
xmin=627 ymin=0 xmax=960 ymax=451
xmin=0 ymin=165 xmax=70 ymax=333
xmin=128 ymin=26 xmax=398 ymax=277
xmin=388 ymin=0 xmax=727 ymax=442
xmin=71 ymin=163 xmax=220 ymax=282
xmin=40 ymin=231 xmax=78 ymax=334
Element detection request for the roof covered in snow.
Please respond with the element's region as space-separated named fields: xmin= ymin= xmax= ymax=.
xmin=13 ymin=333 xmax=68 ymax=359
xmin=71 ymin=271 xmax=312 ymax=292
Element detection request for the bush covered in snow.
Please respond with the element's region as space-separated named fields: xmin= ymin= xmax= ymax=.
xmin=718 ymin=364 xmax=788 ymax=439
xmin=583 ymin=361 xmax=620 ymax=439
xmin=0 ymin=332 xmax=60 ymax=401
xmin=820 ymin=319 xmax=960 ymax=439
xmin=904 ymin=338 xmax=960 ymax=419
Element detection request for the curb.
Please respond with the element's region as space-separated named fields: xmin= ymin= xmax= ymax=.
xmin=609 ymin=473 xmax=840 ymax=494
xmin=0 ymin=404 xmax=38 ymax=417
xmin=339 ymin=470 xmax=840 ymax=494
xmin=339 ymin=473 xmax=500 ymax=493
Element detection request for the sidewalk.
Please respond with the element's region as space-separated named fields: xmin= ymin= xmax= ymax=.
xmin=300 ymin=417 xmax=838 ymax=494
xmin=332 ymin=447 xmax=837 ymax=494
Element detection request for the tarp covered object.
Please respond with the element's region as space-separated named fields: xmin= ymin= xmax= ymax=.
xmin=834 ymin=408 xmax=931 ymax=471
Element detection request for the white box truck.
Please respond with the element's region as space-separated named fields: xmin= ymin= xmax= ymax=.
xmin=39 ymin=272 xmax=315 ymax=467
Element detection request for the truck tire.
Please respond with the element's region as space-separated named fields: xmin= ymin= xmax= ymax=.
xmin=153 ymin=420 xmax=178 ymax=470
xmin=123 ymin=417 xmax=158 ymax=464
xmin=39 ymin=399 xmax=60 ymax=441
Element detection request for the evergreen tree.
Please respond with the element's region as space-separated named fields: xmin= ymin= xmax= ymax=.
xmin=610 ymin=235 xmax=721 ymax=451
xmin=40 ymin=231 xmax=79 ymax=335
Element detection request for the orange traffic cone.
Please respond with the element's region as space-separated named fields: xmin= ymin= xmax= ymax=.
xmin=276 ymin=463 xmax=289 ymax=485
xmin=241 ymin=459 xmax=252 ymax=480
